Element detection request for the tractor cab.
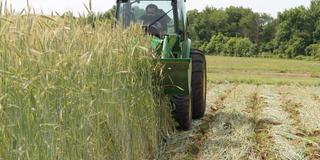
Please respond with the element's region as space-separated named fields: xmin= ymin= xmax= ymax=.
xmin=116 ymin=0 xmax=187 ymax=38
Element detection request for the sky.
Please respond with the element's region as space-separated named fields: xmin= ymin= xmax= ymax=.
xmin=6 ymin=0 xmax=311 ymax=17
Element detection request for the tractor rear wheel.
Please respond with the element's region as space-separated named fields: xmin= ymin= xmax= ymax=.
xmin=191 ymin=49 xmax=207 ymax=119
xmin=172 ymin=95 xmax=192 ymax=131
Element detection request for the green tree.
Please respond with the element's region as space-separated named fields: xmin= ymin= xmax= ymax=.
xmin=196 ymin=8 xmax=228 ymax=42
xmin=305 ymin=43 xmax=320 ymax=60
xmin=239 ymin=12 xmax=260 ymax=42
xmin=274 ymin=6 xmax=312 ymax=57
xmin=225 ymin=6 xmax=252 ymax=37
xmin=224 ymin=37 xmax=255 ymax=57
xmin=309 ymin=0 xmax=320 ymax=42
xmin=205 ymin=33 xmax=229 ymax=55
xmin=187 ymin=1 xmax=320 ymax=59
xmin=188 ymin=6 xmax=276 ymax=53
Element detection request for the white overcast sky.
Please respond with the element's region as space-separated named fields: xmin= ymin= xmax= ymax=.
xmin=7 ymin=0 xmax=310 ymax=17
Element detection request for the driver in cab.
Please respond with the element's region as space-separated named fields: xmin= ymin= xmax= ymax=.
xmin=139 ymin=4 xmax=171 ymax=34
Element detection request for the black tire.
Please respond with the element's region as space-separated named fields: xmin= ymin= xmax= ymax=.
xmin=172 ymin=95 xmax=192 ymax=131
xmin=191 ymin=49 xmax=207 ymax=119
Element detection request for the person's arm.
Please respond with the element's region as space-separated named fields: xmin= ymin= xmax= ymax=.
xmin=157 ymin=9 xmax=171 ymax=32
xmin=138 ymin=15 xmax=147 ymax=24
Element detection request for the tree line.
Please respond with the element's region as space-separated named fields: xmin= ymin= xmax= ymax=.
xmin=188 ymin=0 xmax=320 ymax=60
xmin=101 ymin=1 xmax=320 ymax=60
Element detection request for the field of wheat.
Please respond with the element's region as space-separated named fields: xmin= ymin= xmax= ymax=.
xmin=0 ymin=10 xmax=174 ymax=159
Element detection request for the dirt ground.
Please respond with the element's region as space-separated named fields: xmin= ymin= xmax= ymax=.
xmin=165 ymin=83 xmax=320 ymax=160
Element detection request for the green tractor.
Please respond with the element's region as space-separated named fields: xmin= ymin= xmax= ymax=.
xmin=116 ymin=0 xmax=207 ymax=130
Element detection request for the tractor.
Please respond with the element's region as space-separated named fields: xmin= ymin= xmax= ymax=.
xmin=116 ymin=0 xmax=207 ymax=130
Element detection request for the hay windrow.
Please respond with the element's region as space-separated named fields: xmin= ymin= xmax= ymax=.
xmin=162 ymin=83 xmax=236 ymax=160
xmin=244 ymin=89 xmax=278 ymax=160
xmin=198 ymin=84 xmax=257 ymax=160
xmin=278 ymin=86 xmax=320 ymax=159
xmin=169 ymin=84 xmax=320 ymax=160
